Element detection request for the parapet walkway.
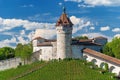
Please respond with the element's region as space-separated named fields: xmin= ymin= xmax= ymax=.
xmin=83 ymin=48 xmax=120 ymax=76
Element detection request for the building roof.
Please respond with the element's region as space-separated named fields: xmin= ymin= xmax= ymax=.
xmin=32 ymin=36 xmax=56 ymax=42
xmin=83 ymin=48 xmax=120 ymax=65
xmin=46 ymin=39 xmax=56 ymax=42
xmin=72 ymin=39 xmax=101 ymax=46
xmin=94 ymin=36 xmax=107 ymax=39
xmin=72 ymin=42 xmax=101 ymax=46
xmin=79 ymin=39 xmax=93 ymax=43
xmin=32 ymin=37 xmax=46 ymax=41
xmin=34 ymin=38 xmax=102 ymax=46
xmin=56 ymin=7 xmax=73 ymax=27
xmin=37 ymin=42 xmax=52 ymax=46
xmin=33 ymin=36 xmax=103 ymax=46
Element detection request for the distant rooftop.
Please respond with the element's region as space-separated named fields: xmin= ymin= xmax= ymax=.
xmin=94 ymin=36 xmax=107 ymax=39
xmin=37 ymin=42 xmax=52 ymax=46
xmin=33 ymin=36 xmax=107 ymax=46
xmin=33 ymin=37 xmax=46 ymax=40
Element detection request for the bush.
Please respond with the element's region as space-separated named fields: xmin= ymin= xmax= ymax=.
xmin=63 ymin=58 xmax=73 ymax=61
xmin=104 ymin=63 xmax=109 ymax=71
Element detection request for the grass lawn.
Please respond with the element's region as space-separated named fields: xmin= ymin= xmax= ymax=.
xmin=0 ymin=59 xmax=116 ymax=80
xmin=0 ymin=61 xmax=44 ymax=80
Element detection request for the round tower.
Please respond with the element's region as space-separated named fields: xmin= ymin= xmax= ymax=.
xmin=56 ymin=7 xmax=73 ymax=59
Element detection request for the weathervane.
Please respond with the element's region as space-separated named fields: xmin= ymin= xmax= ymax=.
xmin=63 ymin=6 xmax=66 ymax=14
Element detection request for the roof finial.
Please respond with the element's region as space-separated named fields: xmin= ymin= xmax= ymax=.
xmin=63 ymin=6 xmax=66 ymax=14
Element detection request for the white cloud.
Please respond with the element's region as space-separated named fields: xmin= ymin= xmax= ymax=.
xmin=89 ymin=27 xmax=95 ymax=30
xmin=0 ymin=36 xmax=17 ymax=48
xmin=33 ymin=29 xmax=56 ymax=39
xmin=100 ymin=26 xmax=110 ymax=31
xmin=82 ymin=32 xmax=112 ymax=42
xmin=21 ymin=4 xmax=34 ymax=8
xmin=0 ymin=17 xmax=55 ymax=32
xmin=70 ymin=16 xmax=80 ymax=25
xmin=70 ymin=16 xmax=93 ymax=34
xmin=65 ymin=0 xmax=120 ymax=6
xmin=114 ymin=34 xmax=120 ymax=38
xmin=64 ymin=0 xmax=82 ymax=2
xmin=112 ymin=28 xmax=120 ymax=32
xmin=58 ymin=2 xmax=62 ymax=6
xmin=20 ymin=30 xmax=25 ymax=35
xmin=0 ymin=17 xmax=56 ymax=48
xmin=28 ymin=13 xmax=57 ymax=22
xmin=0 ymin=34 xmax=32 ymax=48
xmin=84 ymin=0 xmax=111 ymax=6
xmin=28 ymin=31 xmax=35 ymax=41
xmin=3 ymin=37 xmax=16 ymax=44
xmin=78 ymin=4 xmax=94 ymax=8
xmin=17 ymin=36 xmax=28 ymax=45
xmin=1 ymin=32 xmax=14 ymax=36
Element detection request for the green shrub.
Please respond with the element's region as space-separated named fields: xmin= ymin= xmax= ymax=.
xmin=104 ymin=63 xmax=109 ymax=71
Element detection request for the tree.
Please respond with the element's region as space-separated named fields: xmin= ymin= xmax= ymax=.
xmin=0 ymin=47 xmax=15 ymax=60
xmin=0 ymin=48 xmax=6 ymax=60
xmin=15 ymin=43 xmax=23 ymax=58
xmin=102 ymin=43 xmax=114 ymax=57
xmin=110 ymin=38 xmax=120 ymax=59
xmin=15 ymin=43 xmax=33 ymax=64
xmin=102 ymin=38 xmax=120 ymax=59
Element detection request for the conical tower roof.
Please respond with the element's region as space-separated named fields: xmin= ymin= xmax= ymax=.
xmin=56 ymin=7 xmax=73 ymax=27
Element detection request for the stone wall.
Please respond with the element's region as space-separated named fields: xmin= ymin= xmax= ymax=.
xmin=0 ymin=58 xmax=22 ymax=71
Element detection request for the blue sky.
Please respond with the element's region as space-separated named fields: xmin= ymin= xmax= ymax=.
xmin=0 ymin=0 xmax=120 ymax=48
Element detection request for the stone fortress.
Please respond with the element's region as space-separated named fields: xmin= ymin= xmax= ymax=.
xmin=0 ymin=7 xmax=119 ymax=76
xmin=32 ymin=7 xmax=120 ymax=76
xmin=32 ymin=7 xmax=107 ymax=61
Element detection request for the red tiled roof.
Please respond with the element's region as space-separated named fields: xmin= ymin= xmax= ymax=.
xmin=56 ymin=13 xmax=73 ymax=26
xmin=83 ymin=48 xmax=120 ymax=65
xmin=32 ymin=37 xmax=46 ymax=41
xmin=79 ymin=39 xmax=93 ymax=43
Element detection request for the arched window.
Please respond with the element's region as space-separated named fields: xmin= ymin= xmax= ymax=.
xmin=100 ymin=62 xmax=105 ymax=69
xmin=109 ymin=66 xmax=115 ymax=73
xmin=83 ymin=55 xmax=88 ymax=60
xmin=91 ymin=59 xmax=97 ymax=65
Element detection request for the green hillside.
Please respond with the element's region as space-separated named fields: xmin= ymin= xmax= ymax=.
xmin=0 ymin=59 xmax=116 ymax=80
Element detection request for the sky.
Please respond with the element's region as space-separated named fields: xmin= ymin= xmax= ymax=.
xmin=0 ymin=0 xmax=120 ymax=48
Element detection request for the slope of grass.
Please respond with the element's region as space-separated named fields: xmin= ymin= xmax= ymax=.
xmin=0 ymin=61 xmax=45 ymax=80
xmin=13 ymin=59 xmax=116 ymax=80
xmin=0 ymin=59 xmax=116 ymax=80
